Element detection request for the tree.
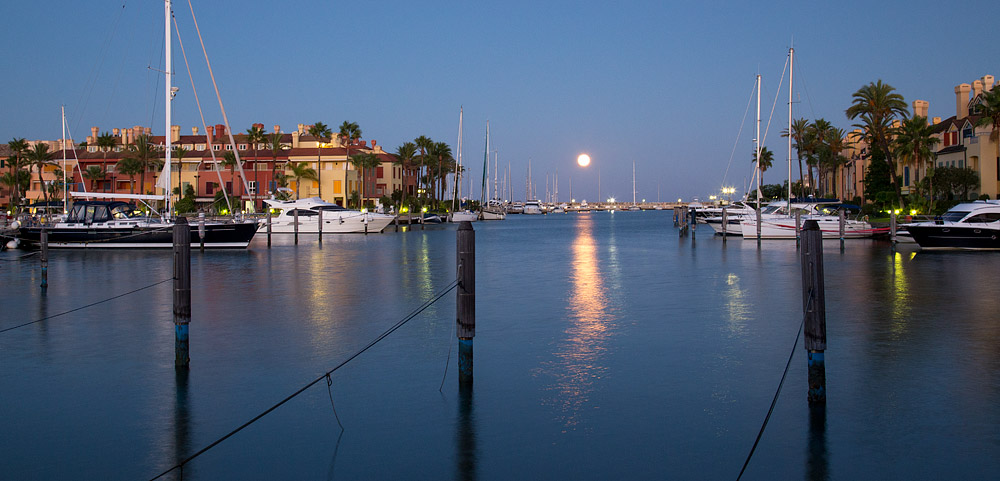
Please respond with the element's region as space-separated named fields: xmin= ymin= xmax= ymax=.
xmin=1 ymin=170 xmax=30 ymax=207
xmin=752 ymin=146 xmax=774 ymax=186
xmin=894 ymin=116 xmax=940 ymax=211
xmin=307 ymin=122 xmax=332 ymax=198
xmin=96 ymin=132 xmax=117 ymax=192
xmin=350 ymin=152 xmax=381 ymax=207
xmin=289 ymin=161 xmax=318 ymax=200
xmin=221 ymin=150 xmax=240 ymax=209
xmin=782 ymin=118 xmax=811 ymax=196
xmin=82 ymin=165 xmax=105 ymax=191
xmin=245 ymin=125 xmax=266 ymax=210
xmin=430 ymin=141 xmax=453 ymax=208
xmin=125 ymin=135 xmax=160 ymax=195
xmin=115 ymin=156 xmax=143 ymax=194
xmin=26 ymin=143 xmax=55 ymax=202
xmin=820 ymin=128 xmax=849 ymax=197
xmin=267 ymin=131 xmax=287 ymax=197
xmin=414 ymin=135 xmax=433 ymax=196
xmin=975 ymin=87 xmax=1000 ymax=194
xmin=846 ymin=80 xmax=909 ymax=209
xmin=174 ymin=146 xmax=188 ymax=204
xmin=394 ymin=142 xmax=417 ymax=211
xmin=7 ymin=138 xmax=28 ymax=208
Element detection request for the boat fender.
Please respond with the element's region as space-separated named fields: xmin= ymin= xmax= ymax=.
xmin=11 ymin=220 xmax=20 ymax=229
xmin=6 ymin=238 xmax=20 ymax=249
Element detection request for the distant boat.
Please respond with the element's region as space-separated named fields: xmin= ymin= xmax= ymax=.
xmin=523 ymin=200 xmax=543 ymax=215
xmin=906 ymin=201 xmax=1000 ymax=249
xmin=450 ymin=107 xmax=478 ymax=223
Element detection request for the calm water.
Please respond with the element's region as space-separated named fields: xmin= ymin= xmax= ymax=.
xmin=2 ymin=212 xmax=998 ymax=480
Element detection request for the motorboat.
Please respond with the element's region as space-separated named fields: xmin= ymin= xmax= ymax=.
xmin=508 ymin=202 xmax=524 ymax=214
xmin=262 ymin=197 xmax=395 ymax=234
xmin=450 ymin=210 xmax=479 ymax=222
xmin=16 ymin=199 xmax=257 ymax=248
xmin=523 ymin=200 xmax=543 ymax=215
xmin=905 ymin=200 xmax=1000 ymax=249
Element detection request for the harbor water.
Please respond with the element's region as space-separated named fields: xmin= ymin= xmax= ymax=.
xmin=2 ymin=211 xmax=998 ymax=480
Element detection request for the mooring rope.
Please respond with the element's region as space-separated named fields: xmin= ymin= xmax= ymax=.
xmin=149 ymin=277 xmax=461 ymax=481
xmin=0 ymin=277 xmax=174 ymax=334
xmin=0 ymin=251 xmax=39 ymax=261
xmin=736 ymin=291 xmax=812 ymax=480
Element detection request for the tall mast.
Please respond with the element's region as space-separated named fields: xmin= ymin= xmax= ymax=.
xmin=787 ymin=46 xmax=794 ymax=211
xmin=755 ymin=74 xmax=761 ymax=212
xmin=480 ymin=121 xmax=489 ymax=204
xmin=61 ymin=105 xmax=67 ymax=214
xmin=632 ymin=161 xmax=636 ymax=205
xmin=454 ymin=106 xmax=462 ymax=211
xmin=164 ymin=0 xmax=172 ymax=215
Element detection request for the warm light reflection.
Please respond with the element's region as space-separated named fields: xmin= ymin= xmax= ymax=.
xmin=543 ymin=215 xmax=614 ymax=430
xmin=723 ymin=273 xmax=750 ymax=336
xmin=889 ymin=251 xmax=913 ymax=335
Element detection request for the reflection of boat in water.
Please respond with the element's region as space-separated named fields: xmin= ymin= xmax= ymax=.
xmin=262 ymin=197 xmax=395 ymax=234
xmin=17 ymin=199 xmax=257 ymax=248
xmin=906 ymin=201 xmax=1000 ymax=249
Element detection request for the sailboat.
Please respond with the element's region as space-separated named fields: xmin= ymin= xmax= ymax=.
xmin=628 ymin=162 xmax=641 ymax=211
xmin=738 ymin=48 xmax=872 ymax=239
xmin=16 ymin=0 xmax=258 ymax=248
xmin=451 ymin=107 xmax=477 ymax=222
xmin=479 ymin=122 xmax=506 ymax=220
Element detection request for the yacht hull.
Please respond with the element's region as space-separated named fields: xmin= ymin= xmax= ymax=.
xmin=18 ymin=222 xmax=257 ymax=248
xmin=905 ymin=224 xmax=1000 ymax=250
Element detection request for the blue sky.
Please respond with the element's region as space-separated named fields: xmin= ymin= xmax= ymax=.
xmin=2 ymin=0 xmax=998 ymax=202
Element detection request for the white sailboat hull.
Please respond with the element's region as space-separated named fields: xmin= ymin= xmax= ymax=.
xmin=740 ymin=216 xmax=874 ymax=239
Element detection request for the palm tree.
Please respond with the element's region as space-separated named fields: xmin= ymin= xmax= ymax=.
xmin=267 ymin=132 xmax=287 ymax=197
xmin=221 ymin=150 xmax=240 ymax=208
xmin=975 ymin=87 xmax=1000 ymax=199
xmin=752 ymin=146 xmax=774 ymax=188
xmin=894 ymin=116 xmax=940 ymax=210
xmin=821 ymin=128 xmax=849 ymax=197
xmin=7 ymin=138 xmax=29 ymax=208
xmin=414 ymin=135 xmax=433 ymax=198
xmin=245 ymin=125 xmax=266 ymax=210
xmin=781 ymin=118 xmax=810 ymax=196
xmin=846 ymin=80 xmax=909 ymax=208
xmin=431 ymin=141 xmax=453 ymax=208
xmin=125 ymin=135 xmax=159 ymax=195
xmin=289 ymin=161 xmax=318 ymax=200
xmin=1 ymin=169 xmax=30 ymax=208
xmin=96 ymin=132 xmax=117 ymax=192
xmin=26 ymin=143 xmax=55 ymax=202
xmin=82 ymin=165 xmax=105 ymax=191
xmin=394 ymin=142 xmax=417 ymax=210
xmin=307 ymin=122 xmax=332 ymax=198
xmin=116 ymin=157 xmax=143 ymax=194
xmin=174 ymin=146 xmax=188 ymax=203
xmin=350 ymin=152 xmax=381 ymax=208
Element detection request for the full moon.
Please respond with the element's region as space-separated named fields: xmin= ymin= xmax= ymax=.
xmin=577 ymin=154 xmax=591 ymax=167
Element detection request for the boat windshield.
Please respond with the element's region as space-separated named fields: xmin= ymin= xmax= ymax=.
xmin=316 ymin=205 xmax=348 ymax=212
xmin=962 ymin=212 xmax=1000 ymax=223
xmin=941 ymin=211 xmax=970 ymax=222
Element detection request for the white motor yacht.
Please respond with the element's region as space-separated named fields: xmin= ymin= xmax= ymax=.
xmin=906 ymin=200 xmax=1000 ymax=249
xmin=262 ymin=197 xmax=395 ymax=234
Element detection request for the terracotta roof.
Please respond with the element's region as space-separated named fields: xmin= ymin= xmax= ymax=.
xmin=930 ymin=114 xmax=984 ymax=134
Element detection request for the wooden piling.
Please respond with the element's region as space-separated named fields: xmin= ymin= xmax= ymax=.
xmin=173 ymin=217 xmax=191 ymax=369
xmin=198 ymin=212 xmax=205 ymax=252
xmin=756 ymin=206 xmax=762 ymax=243
xmin=293 ymin=208 xmax=299 ymax=245
xmin=690 ymin=208 xmax=697 ymax=238
xmin=266 ymin=211 xmax=272 ymax=247
xmin=456 ymin=221 xmax=475 ymax=386
xmin=721 ymin=207 xmax=728 ymax=242
xmin=40 ymin=227 xmax=48 ymax=289
xmin=318 ymin=208 xmax=323 ymax=243
xmin=839 ymin=209 xmax=846 ymax=244
xmin=890 ymin=212 xmax=897 ymax=244
xmin=800 ymin=220 xmax=826 ymax=404
xmin=795 ymin=211 xmax=802 ymax=246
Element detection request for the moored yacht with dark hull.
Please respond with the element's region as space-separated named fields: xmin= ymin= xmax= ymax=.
xmin=906 ymin=201 xmax=1000 ymax=250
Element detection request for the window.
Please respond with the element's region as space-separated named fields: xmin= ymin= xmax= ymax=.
xmin=334 ymin=180 xmax=342 ymax=193
xmin=225 ymin=181 xmax=232 ymax=193
xmin=212 ymin=144 xmax=221 ymax=151
xmin=247 ymin=181 xmax=256 ymax=194
xmin=376 ymin=166 xmax=384 ymax=178
xmin=225 ymin=144 xmax=233 ymax=151
xmin=903 ymin=166 xmax=910 ymax=186
xmin=269 ymin=180 xmax=276 ymax=192
xmin=196 ymin=144 xmax=206 ymax=151
xmin=206 ymin=183 xmax=215 ymax=195
xmin=238 ymin=144 xmax=247 ymax=150
xmin=88 ymin=146 xmax=97 ymax=153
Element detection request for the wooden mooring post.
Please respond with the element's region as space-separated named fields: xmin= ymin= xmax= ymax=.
xmin=266 ymin=211 xmax=272 ymax=247
xmin=795 ymin=211 xmax=802 ymax=247
xmin=293 ymin=209 xmax=299 ymax=245
xmin=173 ymin=217 xmax=191 ymax=369
xmin=800 ymin=220 xmax=826 ymax=404
xmin=456 ymin=221 xmax=475 ymax=386
xmin=40 ymin=227 xmax=48 ymax=289
xmin=839 ymin=209 xmax=846 ymax=246
xmin=756 ymin=205 xmax=762 ymax=244
xmin=890 ymin=212 xmax=897 ymax=244
xmin=198 ymin=212 xmax=205 ymax=252
xmin=318 ymin=208 xmax=323 ymax=243
xmin=689 ymin=208 xmax=697 ymax=239
xmin=721 ymin=207 xmax=728 ymax=242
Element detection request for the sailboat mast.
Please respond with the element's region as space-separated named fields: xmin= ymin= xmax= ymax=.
xmin=454 ymin=106 xmax=463 ymax=211
xmin=62 ymin=105 xmax=67 ymax=214
xmin=787 ymin=47 xmax=794 ymax=212
xmin=164 ymin=0 xmax=172 ymax=215
xmin=755 ymin=74 xmax=761 ymax=211
xmin=632 ymin=161 xmax=636 ymax=205
xmin=481 ymin=121 xmax=489 ymax=204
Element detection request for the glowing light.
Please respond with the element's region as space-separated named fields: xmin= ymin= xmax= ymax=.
xmin=910 ymin=209 xmax=918 ymax=216
xmin=577 ymin=154 xmax=591 ymax=167
xmin=421 ymin=206 xmax=428 ymax=213
xmin=401 ymin=207 xmax=409 ymax=213
xmin=607 ymin=197 xmax=615 ymax=203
